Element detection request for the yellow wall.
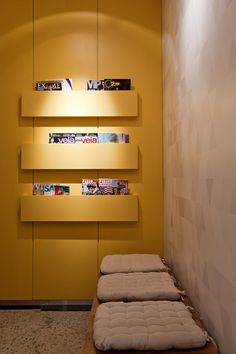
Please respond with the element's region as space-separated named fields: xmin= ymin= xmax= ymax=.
xmin=0 ymin=0 xmax=162 ymax=300
xmin=0 ymin=0 xmax=33 ymax=300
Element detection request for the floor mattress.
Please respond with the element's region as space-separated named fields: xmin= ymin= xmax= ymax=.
xmin=100 ymin=254 xmax=167 ymax=274
xmin=93 ymin=301 xmax=207 ymax=351
xmin=97 ymin=272 xmax=182 ymax=302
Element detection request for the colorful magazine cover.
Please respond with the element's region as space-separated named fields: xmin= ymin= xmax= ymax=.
xmin=82 ymin=178 xmax=129 ymax=195
xmin=98 ymin=178 xmax=114 ymax=195
xmin=43 ymin=184 xmax=55 ymax=195
xmin=111 ymin=179 xmax=128 ymax=195
xmin=98 ymin=133 xmax=129 ymax=143
xmin=54 ymin=185 xmax=70 ymax=195
xmin=82 ymin=179 xmax=100 ymax=195
xmin=48 ymin=133 xmax=128 ymax=144
xmin=32 ymin=184 xmax=70 ymax=195
xmin=48 ymin=133 xmax=98 ymax=144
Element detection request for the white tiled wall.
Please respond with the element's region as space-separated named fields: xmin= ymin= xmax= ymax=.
xmin=162 ymin=1 xmax=236 ymax=353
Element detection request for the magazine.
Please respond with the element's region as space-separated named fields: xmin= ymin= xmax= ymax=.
xmin=36 ymin=80 xmax=62 ymax=91
xmin=98 ymin=178 xmax=114 ymax=195
xmin=36 ymin=78 xmax=72 ymax=91
xmin=87 ymin=80 xmax=104 ymax=90
xmin=82 ymin=178 xmax=128 ymax=195
xmin=82 ymin=179 xmax=100 ymax=195
xmin=98 ymin=133 xmax=129 ymax=143
xmin=54 ymin=185 xmax=70 ymax=195
xmin=33 ymin=184 xmax=70 ymax=195
xmin=103 ymin=79 xmax=131 ymax=90
xmin=87 ymin=79 xmax=131 ymax=91
xmin=48 ymin=133 xmax=128 ymax=144
xmin=111 ymin=179 xmax=128 ymax=195
xmin=33 ymin=183 xmax=44 ymax=195
xmin=49 ymin=133 xmax=98 ymax=144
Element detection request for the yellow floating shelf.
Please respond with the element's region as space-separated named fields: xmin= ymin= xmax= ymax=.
xmin=21 ymin=144 xmax=138 ymax=169
xmin=21 ymin=195 xmax=138 ymax=222
xmin=21 ymin=91 xmax=138 ymax=117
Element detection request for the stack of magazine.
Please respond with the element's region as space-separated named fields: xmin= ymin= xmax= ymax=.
xmin=48 ymin=133 xmax=129 ymax=144
xmin=33 ymin=184 xmax=70 ymax=195
xmin=35 ymin=78 xmax=131 ymax=91
xmin=82 ymin=178 xmax=128 ymax=195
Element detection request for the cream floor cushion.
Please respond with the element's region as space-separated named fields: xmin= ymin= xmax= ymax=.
xmin=97 ymin=272 xmax=181 ymax=302
xmin=100 ymin=254 xmax=167 ymax=274
xmin=93 ymin=301 xmax=207 ymax=351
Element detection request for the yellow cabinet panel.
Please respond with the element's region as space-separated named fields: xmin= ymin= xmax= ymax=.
xmin=0 ymin=0 xmax=33 ymax=300
xmin=21 ymin=195 xmax=138 ymax=222
xmin=21 ymin=90 xmax=138 ymax=117
xmin=33 ymin=239 xmax=98 ymax=299
xmin=21 ymin=143 xmax=138 ymax=169
xmin=98 ymin=0 xmax=163 ymax=259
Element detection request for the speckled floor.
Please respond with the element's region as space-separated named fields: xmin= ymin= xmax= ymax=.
xmin=0 ymin=310 xmax=90 ymax=354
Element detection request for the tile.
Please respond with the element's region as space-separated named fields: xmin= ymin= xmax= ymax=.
xmin=163 ymin=1 xmax=236 ymax=352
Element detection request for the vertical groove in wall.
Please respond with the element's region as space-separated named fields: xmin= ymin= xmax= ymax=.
xmin=160 ymin=1 xmax=164 ymax=256
xmin=32 ymin=0 xmax=35 ymax=300
xmin=96 ymin=0 xmax=100 ymax=277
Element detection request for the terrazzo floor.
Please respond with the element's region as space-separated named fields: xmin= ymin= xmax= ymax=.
xmin=0 ymin=310 xmax=90 ymax=354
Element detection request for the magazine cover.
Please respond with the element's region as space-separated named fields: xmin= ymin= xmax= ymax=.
xmin=54 ymin=185 xmax=70 ymax=195
xmin=32 ymin=184 xmax=70 ymax=195
xmin=82 ymin=178 xmax=129 ymax=195
xmin=87 ymin=79 xmax=131 ymax=90
xmin=98 ymin=133 xmax=129 ymax=143
xmin=103 ymin=79 xmax=131 ymax=90
xmin=36 ymin=78 xmax=72 ymax=91
xmin=33 ymin=184 xmax=44 ymax=195
xmin=49 ymin=133 xmax=98 ymax=144
xmin=111 ymin=179 xmax=128 ymax=195
xmin=43 ymin=184 xmax=55 ymax=195
xmin=98 ymin=178 xmax=114 ymax=195
xmin=52 ymin=78 xmax=72 ymax=91
xmin=36 ymin=80 xmax=62 ymax=91
xmin=82 ymin=179 xmax=100 ymax=195
xmin=87 ymin=80 xmax=104 ymax=90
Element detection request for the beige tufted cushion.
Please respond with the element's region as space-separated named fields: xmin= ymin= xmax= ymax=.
xmin=93 ymin=301 xmax=207 ymax=351
xmin=100 ymin=254 xmax=167 ymax=274
xmin=97 ymin=272 xmax=181 ymax=302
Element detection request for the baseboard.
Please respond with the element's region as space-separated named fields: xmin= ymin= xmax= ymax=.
xmin=0 ymin=300 xmax=92 ymax=311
